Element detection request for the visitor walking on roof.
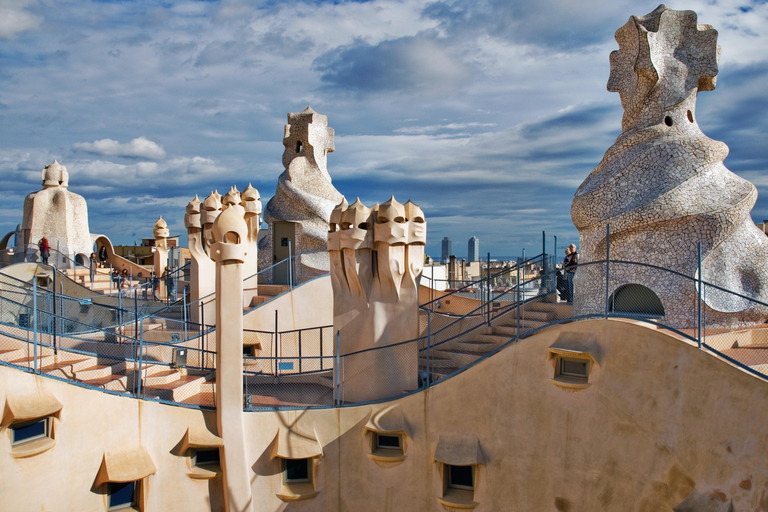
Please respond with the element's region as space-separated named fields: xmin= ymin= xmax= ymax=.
xmin=38 ymin=237 xmax=50 ymax=265
xmin=151 ymin=271 xmax=160 ymax=301
xmin=89 ymin=252 xmax=97 ymax=285
xmin=111 ymin=268 xmax=120 ymax=291
xmin=98 ymin=245 xmax=108 ymax=268
xmin=563 ymin=243 xmax=579 ymax=304
xmin=165 ymin=267 xmax=177 ymax=302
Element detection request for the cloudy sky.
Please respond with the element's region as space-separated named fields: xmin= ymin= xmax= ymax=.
xmin=1 ymin=0 xmax=767 ymax=260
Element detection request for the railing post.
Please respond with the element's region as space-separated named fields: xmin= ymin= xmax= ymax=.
xmin=109 ymin=263 xmax=113 ymax=294
xmin=46 ymin=283 xmax=52 ymax=352
xmin=431 ymin=262 xmax=435 ymax=304
xmin=698 ymin=242 xmax=703 ymax=349
xmin=118 ymin=291 xmax=123 ymax=340
xmin=426 ymin=310 xmax=431 ymax=388
xmin=486 ymin=252 xmax=491 ymax=325
xmin=298 ymin=330 xmax=302 ymax=373
xmin=320 ymin=328 xmax=324 ymax=371
xmin=200 ymin=300 xmax=205 ymax=368
xmin=516 ymin=256 xmax=521 ymax=341
xmin=134 ymin=292 xmax=139 ymax=342
xmin=288 ymin=240 xmax=293 ymax=290
xmin=33 ymin=276 xmax=38 ymax=373
xmin=59 ymin=281 xmax=64 ymax=339
xmin=335 ymin=329 xmax=341 ymax=407
xmin=274 ymin=310 xmax=278 ymax=375
xmin=183 ymin=293 xmax=188 ymax=342
xmin=605 ymin=223 xmax=611 ymax=318
xmin=137 ymin=318 xmax=144 ymax=397
xmin=52 ymin=265 xmax=57 ymax=355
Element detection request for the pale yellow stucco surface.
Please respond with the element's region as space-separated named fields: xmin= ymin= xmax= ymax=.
xmin=2 ymin=318 xmax=768 ymax=511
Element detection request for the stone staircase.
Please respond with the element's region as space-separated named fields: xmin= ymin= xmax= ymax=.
xmin=0 ymin=342 xmax=129 ymax=392
xmin=138 ymin=363 xmax=215 ymax=405
xmin=65 ymin=267 xmax=117 ymax=293
xmin=491 ymin=300 xmax=572 ymax=338
xmin=0 ymin=333 xmax=215 ymax=405
xmin=714 ymin=328 xmax=768 ymax=373
xmin=420 ymin=298 xmax=572 ymax=382
xmin=245 ymin=284 xmax=290 ymax=311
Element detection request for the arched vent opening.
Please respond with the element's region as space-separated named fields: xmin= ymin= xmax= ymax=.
xmin=609 ymin=284 xmax=665 ymax=317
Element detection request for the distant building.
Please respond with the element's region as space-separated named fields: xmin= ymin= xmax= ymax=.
xmin=468 ymin=236 xmax=480 ymax=262
xmin=113 ymin=236 xmax=184 ymax=267
xmin=441 ymin=237 xmax=451 ymax=264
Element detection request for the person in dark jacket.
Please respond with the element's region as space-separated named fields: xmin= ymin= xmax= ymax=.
xmin=98 ymin=245 xmax=108 ymax=268
xmin=563 ymin=243 xmax=579 ymax=304
xmin=556 ymin=247 xmax=571 ymax=302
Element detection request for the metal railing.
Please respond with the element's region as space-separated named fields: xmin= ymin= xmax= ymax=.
xmin=242 ymin=246 xmax=768 ymax=410
xmin=4 ymin=234 xmax=768 ymax=412
xmin=0 ymin=243 xmax=89 ymax=270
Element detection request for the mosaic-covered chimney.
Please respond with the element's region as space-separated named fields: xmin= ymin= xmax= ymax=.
xmin=571 ymin=5 xmax=768 ymax=328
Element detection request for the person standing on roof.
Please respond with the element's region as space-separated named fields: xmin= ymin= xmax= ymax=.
xmin=89 ymin=252 xmax=97 ymax=285
xmin=38 ymin=237 xmax=50 ymax=265
xmin=563 ymin=243 xmax=579 ymax=304
xmin=151 ymin=271 xmax=160 ymax=301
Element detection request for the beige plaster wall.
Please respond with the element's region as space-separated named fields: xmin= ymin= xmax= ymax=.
xmin=0 ymin=369 xmax=222 ymax=512
xmin=243 ymin=275 xmax=333 ymax=333
xmin=3 ymin=318 xmax=768 ymax=511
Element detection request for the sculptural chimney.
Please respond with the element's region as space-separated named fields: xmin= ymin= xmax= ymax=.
xmin=211 ymin=205 xmax=253 ymax=512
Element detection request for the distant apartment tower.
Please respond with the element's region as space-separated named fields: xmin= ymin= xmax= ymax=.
xmin=468 ymin=236 xmax=480 ymax=262
xmin=441 ymin=237 xmax=452 ymax=264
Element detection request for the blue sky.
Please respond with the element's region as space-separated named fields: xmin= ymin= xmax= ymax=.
xmin=1 ymin=0 xmax=767 ymax=260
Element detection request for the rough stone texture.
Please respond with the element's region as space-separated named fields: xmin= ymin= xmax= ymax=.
xmin=19 ymin=161 xmax=94 ymax=263
xmin=258 ymin=107 xmax=344 ymax=279
xmin=328 ymin=196 xmax=425 ymax=401
xmin=571 ymin=5 xmax=768 ymax=328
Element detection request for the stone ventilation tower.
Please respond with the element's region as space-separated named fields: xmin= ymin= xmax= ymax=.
xmin=571 ymin=5 xmax=768 ymax=327
xmin=258 ymin=107 xmax=344 ymax=283
xmin=20 ymin=160 xmax=94 ymax=264
xmin=153 ymin=216 xmax=169 ymax=296
xmin=210 ymin=204 xmax=253 ymax=512
xmin=186 ymin=185 xmax=261 ymax=321
xmin=328 ymin=196 xmax=426 ymax=401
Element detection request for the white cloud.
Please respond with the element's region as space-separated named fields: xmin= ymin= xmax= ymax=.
xmin=0 ymin=0 xmax=42 ymax=39
xmin=394 ymin=122 xmax=496 ymax=135
xmin=73 ymin=137 xmax=167 ymax=160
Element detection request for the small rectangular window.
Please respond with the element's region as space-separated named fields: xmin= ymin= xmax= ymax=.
xmin=283 ymin=458 xmax=311 ymax=484
xmin=448 ymin=464 xmax=474 ymax=490
xmin=375 ymin=433 xmax=402 ymax=450
xmin=10 ymin=418 xmax=48 ymax=445
xmin=559 ymin=357 xmax=589 ymax=379
xmin=193 ymin=448 xmax=220 ymax=467
xmin=108 ymin=481 xmax=137 ymax=510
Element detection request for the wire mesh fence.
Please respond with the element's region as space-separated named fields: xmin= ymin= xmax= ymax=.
xmin=5 ymin=243 xmax=768 ymax=411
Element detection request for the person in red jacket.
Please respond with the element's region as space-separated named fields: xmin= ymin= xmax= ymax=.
xmin=38 ymin=237 xmax=50 ymax=265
